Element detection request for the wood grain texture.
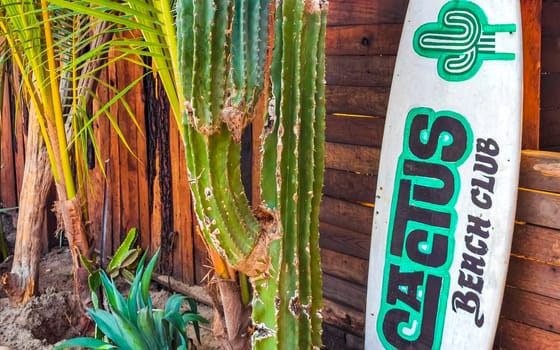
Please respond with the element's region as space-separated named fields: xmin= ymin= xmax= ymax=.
xmin=325 ymin=142 xmax=380 ymax=175
xmin=506 ymin=256 xmax=560 ymax=300
xmin=322 ymin=248 xmax=369 ymax=286
xmin=88 ymin=68 xmax=111 ymax=252
xmin=323 ymin=273 xmax=367 ymax=311
xmin=521 ymin=0 xmax=542 ymax=149
xmin=326 ymin=24 xmax=402 ymax=56
xmin=319 ymin=222 xmax=371 ymax=260
xmin=540 ymin=109 xmax=560 ymax=151
xmin=326 ymin=114 xmax=385 ymax=147
xmin=495 ymin=318 xmax=560 ymax=350
xmin=0 ymin=73 xmax=17 ymax=208
xmin=516 ymin=188 xmax=560 ymax=230
xmin=323 ymin=323 xmax=365 ymax=350
xmin=326 ymin=85 xmax=390 ymax=116
xmin=542 ymin=1 xmax=560 ymax=37
xmin=501 ymin=287 xmax=560 ymax=334
xmin=326 ymin=56 xmax=395 ymax=88
xmin=327 ymin=0 xmax=408 ymax=26
xmin=320 ymin=196 xmax=374 ymax=235
xmin=323 ymin=168 xmax=377 ymax=204
xmin=539 ymin=73 xmax=560 ymax=110
xmin=512 ymin=223 xmax=560 ymax=265
xmin=541 ymin=36 xmax=560 ymax=73
xmin=323 ymin=298 xmax=365 ymax=337
xmin=519 ymin=150 xmax=560 ymax=193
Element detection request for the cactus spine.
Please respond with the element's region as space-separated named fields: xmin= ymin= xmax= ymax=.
xmin=177 ymin=0 xmax=328 ymax=348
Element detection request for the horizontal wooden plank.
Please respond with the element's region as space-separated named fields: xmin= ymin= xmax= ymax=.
xmin=323 ymin=273 xmax=367 ymax=311
xmin=325 ymin=142 xmax=381 ymax=174
xmin=323 ymin=298 xmax=365 ymax=337
xmin=501 ymin=287 xmax=560 ymax=334
xmin=320 ymin=196 xmax=374 ymax=235
xmin=520 ymin=150 xmax=560 ymax=193
xmin=512 ymin=223 xmax=560 ymax=265
xmin=326 ymin=85 xmax=390 ymax=116
xmin=542 ymin=36 xmax=560 ymax=73
xmin=506 ymin=256 xmax=560 ymax=300
xmin=542 ymin=2 xmax=560 ymax=37
xmin=326 ymin=56 xmax=395 ymax=88
xmin=322 ymin=248 xmax=369 ymax=286
xmin=326 ymin=24 xmax=402 ymax=56
xmin=323 ymin=323 xmax=364 ymax=350
xmin=326 ymin=114 xmax=385 ymax=147
xmin=495 ymin=318 xmax=560 ymax=350
xmin=516 ymin=188 xmax=560 ymax=230
xmin=327 ymin=0 xmax=408 ymax=26
xmin=319 ymin=221 xmax=371 ymax=260
xmin=323 ymin=169 xmax=377 ymax=204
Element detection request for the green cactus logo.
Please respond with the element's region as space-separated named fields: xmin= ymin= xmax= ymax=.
xmin=413 ymin=1 xmax=516 ymax=82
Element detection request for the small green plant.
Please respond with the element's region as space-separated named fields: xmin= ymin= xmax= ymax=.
xmin=54 ymin=249 xmax=208 ymax=350
xmin=81 ymin=228 xmax=143 ymax=309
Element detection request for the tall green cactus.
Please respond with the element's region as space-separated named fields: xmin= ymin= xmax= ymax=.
xmin=177 ymin=0 xmax=328 ymax=348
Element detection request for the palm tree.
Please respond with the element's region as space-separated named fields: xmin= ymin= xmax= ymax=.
xmin=0 ymin=0 xmax=138 ymax=303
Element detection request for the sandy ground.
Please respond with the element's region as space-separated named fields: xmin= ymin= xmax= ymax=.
xmin=0 ymin=213 xmax=220 ymax=350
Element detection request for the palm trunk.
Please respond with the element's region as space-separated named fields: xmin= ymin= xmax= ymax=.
xmin=1 ymin=105 xmax=52 ymax=304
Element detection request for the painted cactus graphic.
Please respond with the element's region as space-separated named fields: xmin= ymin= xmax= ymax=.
xmin=413 ymin=1 xmax=516 ymax=81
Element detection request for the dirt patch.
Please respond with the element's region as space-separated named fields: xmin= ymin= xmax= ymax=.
xmin=0 ymin=214 xmax=220 ymax=349
xmin=0 ymin=248 xmax=79 ymax=350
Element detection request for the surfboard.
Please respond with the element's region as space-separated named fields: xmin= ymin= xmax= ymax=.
xmin=364 ymin=1 xmax=523 ymax=349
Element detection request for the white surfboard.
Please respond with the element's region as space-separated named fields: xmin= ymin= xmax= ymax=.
xmin=364 ymin=1 xmax=523 ymax=349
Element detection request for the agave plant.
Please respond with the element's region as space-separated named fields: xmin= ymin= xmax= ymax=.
xmin=49 ymin=1 xmax=328 ymax=349
xmin=54 ymin=249 xmax=208 ymax=350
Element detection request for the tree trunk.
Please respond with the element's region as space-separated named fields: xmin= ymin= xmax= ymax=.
xmin=1 ymin=105 xmax=53 ymax=304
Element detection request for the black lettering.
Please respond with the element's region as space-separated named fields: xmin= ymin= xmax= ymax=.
xmin=391 ymin=180 xmax=452 ymax=257
xmin=461 ymin=252 xmax=485 ymax=276
xmin=471 ymin=187 xmax=492 ymax=209
xmin=458 ymin=270 xmax=484 ymax=293
xmin=474 ymin=154 xmax=498 ymax=175
xmin=465 ymin=234 xmax=488 ymax=255
xmin=383 ymin=275 xmax=442 ymax=349
xmin=471 ymin=175 xmax=495 ymax=194
xmin=387 ymin=264 xmax=423 ymax=311
xmin=467 ymin=216 xmax=491 ymax=239
xmin=406 ymin=229 xmax=448 ymax=268
xmin=451 ymin=291 xmax=485 ymax=327
xmin=404 ymin=159 xmax=455 ymax=205
xmin=476 ymin=138 xmax=499 ymax=156
xmin=409 ymin=114 xmax=468 ymax=162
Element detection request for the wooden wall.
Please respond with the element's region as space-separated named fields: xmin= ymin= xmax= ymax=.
xmin=495 ymin=150 xmax=560 ymax=349
xmin=319 ymin=0 xmax=407 ymax=347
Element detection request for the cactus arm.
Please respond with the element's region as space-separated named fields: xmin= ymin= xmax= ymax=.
xmin=210 ymin=0 xmax=230 ymax=121
xmin=309 ymin=3 xmax=328 ymax=345
xmin=230 ymin=0 xmax=246 ymax=106
xmin=251 ymin=4 xmax=282 ymax=348
xmin=191 ymin=0 xmax=214 ymax=132
xmin=276 ymin=0 xmax=306 ymax=348
xmin=295 ymin=3 xmax=324 ymax=348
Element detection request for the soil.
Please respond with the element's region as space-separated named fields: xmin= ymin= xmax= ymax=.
xmin=0 ymin=212 xmax=220 ymax=350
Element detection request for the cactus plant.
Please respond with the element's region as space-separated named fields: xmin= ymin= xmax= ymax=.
xmin=177 ymin=1 xmax=328 ymax=348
